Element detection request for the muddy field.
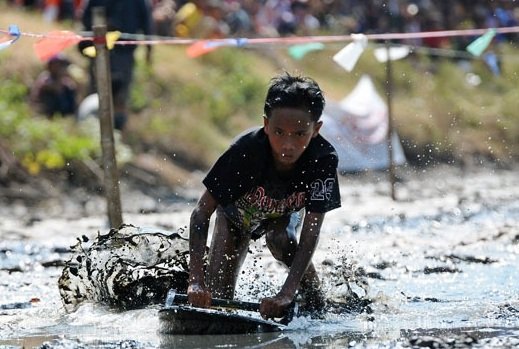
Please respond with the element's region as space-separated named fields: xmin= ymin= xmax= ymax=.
xmin=1 ymin=164 xmax=519 ymax=348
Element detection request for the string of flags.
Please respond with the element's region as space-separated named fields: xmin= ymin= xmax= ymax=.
xmin=466 ymin=28 xmax=497 ymax=57
xmin=0 ymin=25 xmax=21 ymax=50
xmin=1 ymin=24 xmax=518 ymax=72
xmin=333 ymin=33 xmax=368 ymax=72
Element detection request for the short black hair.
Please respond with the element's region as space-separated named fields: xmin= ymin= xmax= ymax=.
xmin=263 ymin=72 xmax=325 ymax=122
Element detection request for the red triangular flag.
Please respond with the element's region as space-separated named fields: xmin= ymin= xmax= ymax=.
xmin=33 ymin=30 xmax=82 ymax=62
xmin=186 ymin=40 xmax=219 ymax=58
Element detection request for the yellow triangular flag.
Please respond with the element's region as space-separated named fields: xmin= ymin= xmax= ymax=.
xmin=106 ymin=31 xmax=121 ymax=50
xmin=82 ymin=31 xmax=121 ymax=58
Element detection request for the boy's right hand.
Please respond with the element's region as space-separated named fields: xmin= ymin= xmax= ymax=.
xmin=187 ymin=283 xmax=212 ymax=308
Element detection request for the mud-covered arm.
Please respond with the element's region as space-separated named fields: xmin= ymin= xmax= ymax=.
xmin=260 ymin=211 xmax=324 ymax=318
xmin=187 ymin=189 xmax=217 ymax=307
xmin=280 ymin=211 xmax=324 ymax=299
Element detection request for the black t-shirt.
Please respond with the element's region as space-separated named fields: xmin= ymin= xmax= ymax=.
xmin=203 ymin=128 xmax=341 ymax=232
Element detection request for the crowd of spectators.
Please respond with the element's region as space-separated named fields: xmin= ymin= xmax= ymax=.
xmin=10 ymin=0 xmax=517 ymax=120
xmin=8 ymin=1 xmax=519 ymax=45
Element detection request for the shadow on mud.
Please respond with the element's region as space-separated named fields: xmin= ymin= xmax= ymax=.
xmin=3 ymin=326 xmax=519 ymax=349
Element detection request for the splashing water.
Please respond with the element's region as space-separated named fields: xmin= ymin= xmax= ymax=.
xmin=1 ymin=166 xmax=519 ymax=348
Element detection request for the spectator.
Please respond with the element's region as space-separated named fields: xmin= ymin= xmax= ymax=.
xmin=246 ymin=0 xmax=286 ymax=37
xmin=30 ymin=55 xmax=78 ymax=118
xmin=174 ymin=0 xmax=229 ymax=38
xmin=152 ymin=0 xmax=176 ymax=36
xmin=42 ymin=0 xmax=81 ymax=22
xmin=80 ymin=0 xmax=153 ymax=131
xmin=225 ymin=1 xmax=252 ymax=36
xmin=278 ymin=0 xmax=320 ymax=35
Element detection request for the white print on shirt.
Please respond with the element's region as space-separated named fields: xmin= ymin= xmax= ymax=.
xmin=243 ymin=186 xmax=306 ymax=214
xmin=310 ymin=178 xmax=336 ymax=201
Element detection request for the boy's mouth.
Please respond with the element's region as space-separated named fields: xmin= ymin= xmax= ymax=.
xmin=279 ymin=153 xmax=295 ymax=162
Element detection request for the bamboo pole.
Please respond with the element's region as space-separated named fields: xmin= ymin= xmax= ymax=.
xmin=385 ymin=41 xmax=396 ymax=201
xmin=93 ymin=7 xmax=123 ymax=227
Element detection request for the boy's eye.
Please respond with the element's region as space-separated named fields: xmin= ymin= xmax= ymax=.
xmin=296 ymin=132 xmax=307 ymax=137
xmin=275 ymin=130 xmax=284 ymax=136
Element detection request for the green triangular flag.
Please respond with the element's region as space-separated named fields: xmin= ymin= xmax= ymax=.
xmin=466 ymin=29 xmax=496 ymax=57
xmin=288 ymin=43 xmax=325 ymax=60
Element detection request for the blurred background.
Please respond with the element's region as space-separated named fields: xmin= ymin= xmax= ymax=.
xmin=1 ymin=0 xmax=518 ymax=209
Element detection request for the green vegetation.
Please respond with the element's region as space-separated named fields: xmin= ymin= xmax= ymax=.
xmin=1 ymin=6 xmax=518 ymax=183
xmin=127 ymin=42 xmax=519 ymax=169
xmin=0 ymin=77 xmax=99 ymax=175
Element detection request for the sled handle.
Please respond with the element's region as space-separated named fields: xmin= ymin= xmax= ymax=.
xmin=164 ymin=289 xmax=297 ymax=323
xmin=165 ymin=289 xmax=260 ymax=312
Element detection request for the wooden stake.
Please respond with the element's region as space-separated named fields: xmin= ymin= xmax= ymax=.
xmin=385 ymin=41 xmax=396 ymax=201
xmin=93 ymin=7 xmax=123 ymax=227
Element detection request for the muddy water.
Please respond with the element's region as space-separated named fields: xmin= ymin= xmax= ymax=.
xmin=1 ymin=165 xmax=519 ymax=348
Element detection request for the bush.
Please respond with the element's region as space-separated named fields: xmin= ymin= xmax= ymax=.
xmin=0 ymin=79 xmax=99 ymax=175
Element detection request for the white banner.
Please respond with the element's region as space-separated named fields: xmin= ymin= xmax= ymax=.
xmin=321 ymin=75 xmax=406 ymax=173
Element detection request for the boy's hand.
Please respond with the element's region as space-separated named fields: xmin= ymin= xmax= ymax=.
xmin=259 ymin=293 xmax=293 ymax=320
xmin=187 ymin=283 xmax=212 ymax=308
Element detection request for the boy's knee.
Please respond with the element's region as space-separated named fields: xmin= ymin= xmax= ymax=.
xmin=266 ymin=228 xmax=297 ymax=264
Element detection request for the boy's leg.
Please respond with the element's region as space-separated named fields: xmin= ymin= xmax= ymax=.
xmin=206 ymin=208 xmax=251 ymax=299
xmin=264 ymin=215 xmax=326 ymax=311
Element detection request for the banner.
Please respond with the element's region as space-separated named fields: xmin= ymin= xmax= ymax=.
xmin=320 ymin=75 xmax=406 ymax=173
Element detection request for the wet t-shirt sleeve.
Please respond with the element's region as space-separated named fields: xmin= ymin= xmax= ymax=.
xmin=303 ymin=140 xmax=342 ymax=213
xmin=305 ymin=155 xmax=341 ymax=213
xmin=203 ymin=132 xmax=263 ymax=206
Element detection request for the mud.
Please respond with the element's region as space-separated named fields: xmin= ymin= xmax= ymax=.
xmin=1 ymin=164 xmax=519 ymax=348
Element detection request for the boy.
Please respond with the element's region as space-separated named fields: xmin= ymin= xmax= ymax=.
xmin=187 ymin=72 xmax=341 ymax=320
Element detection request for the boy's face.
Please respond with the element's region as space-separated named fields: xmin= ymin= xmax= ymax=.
xmin=264 ymin=107 xmax=322 ymax=172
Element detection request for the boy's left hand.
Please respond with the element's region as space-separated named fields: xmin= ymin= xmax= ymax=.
xmin=259 ymin=293 xmax=293 ymax=320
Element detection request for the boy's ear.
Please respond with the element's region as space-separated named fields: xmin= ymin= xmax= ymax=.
xmin=312 ymin=120 xmax=323 ymax=137
xmin=263 ymin=116 xmax=269 ymax=129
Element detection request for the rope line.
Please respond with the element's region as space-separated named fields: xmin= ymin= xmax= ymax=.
xmin=1 ymin=26 xmax=519 ymax=47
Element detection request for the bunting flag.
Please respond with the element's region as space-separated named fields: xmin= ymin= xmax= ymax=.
xmin=82 ymin=31 xmax=121 ymax=58
xmin=373 ymin=45 xmax=411 ymax=62
xmin=33 ymin=30 xmax=82 ymax=62
xmin=186 ymin=40 xmax=218 ymax=57
xmin=287 ymin=42 xmax=324 ymax=60
xmin=332 ymin=33 xmax=368 ymax=72
xmin=186 ymin=38 xmax=248 ymax=58
xmin=466 ymin=29 xmax=496 ymax=57
xmin=0 ymin=25 xmax=21 ymax=51
xmin=3 ymin=23 xmax=519 ymax=65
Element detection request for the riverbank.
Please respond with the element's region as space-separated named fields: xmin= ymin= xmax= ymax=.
xmin=2 ymin=5 xmax=519 ymax=187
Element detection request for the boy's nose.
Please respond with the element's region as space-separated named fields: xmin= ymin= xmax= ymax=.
xmin=281 ymin=139 xmax=296 ymax=153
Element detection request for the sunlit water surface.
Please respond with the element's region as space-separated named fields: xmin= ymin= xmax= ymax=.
xmin=1 ymin=166 xmax=519 ymax=348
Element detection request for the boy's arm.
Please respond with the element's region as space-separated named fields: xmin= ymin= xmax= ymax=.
xmin=187 ymin=189 xmax=217 ymax=307
xmin=260 ymin=212 xmax=325 ymax=318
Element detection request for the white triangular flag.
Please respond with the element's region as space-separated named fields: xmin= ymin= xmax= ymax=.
xmin=333 ymin=33 xmax=368 ymax=72
xmin=373 ymin=45 xmax=410 ymax=62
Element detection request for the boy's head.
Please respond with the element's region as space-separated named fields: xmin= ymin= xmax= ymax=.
xmin=263 ymin=72 xmax=325 ymax=122
xmin=263 ymin=73 xmax=326 ymax=171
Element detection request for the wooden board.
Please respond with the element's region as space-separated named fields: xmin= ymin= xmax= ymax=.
xmin=158 ymin=305 xmax=285 ymax=335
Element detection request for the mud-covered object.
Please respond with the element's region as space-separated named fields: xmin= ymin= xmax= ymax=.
xmin=58 ymin=224 xmax=190 ymax=312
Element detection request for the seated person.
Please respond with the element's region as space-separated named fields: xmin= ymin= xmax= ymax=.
xmin=30 ymin=55 xmax=77 ymax=118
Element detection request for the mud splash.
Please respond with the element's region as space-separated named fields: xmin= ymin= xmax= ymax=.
xmin=1 ymin=165 xmax=519 ymax=348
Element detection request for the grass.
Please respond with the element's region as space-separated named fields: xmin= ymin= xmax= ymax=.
xmin=1 ymin=5 xmax=518 ymax=181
